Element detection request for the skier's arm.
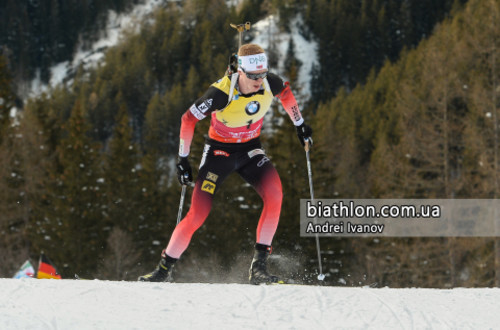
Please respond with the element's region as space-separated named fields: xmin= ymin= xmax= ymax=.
xmin=178 ymin=86 xmax=228 ymax=157
xmin=276 ymin=81 xmax=304 ymax=126
xmin=267 ymin=73 xmax=304 ymax=126
xmin=268 ymin=73 xmax=312 ymax=146
xmin=178 ymin=109 xmax=199 ymax=157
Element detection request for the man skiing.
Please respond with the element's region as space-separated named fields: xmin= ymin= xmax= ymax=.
xmin=139 ymin=43 xmax=312 ymax=284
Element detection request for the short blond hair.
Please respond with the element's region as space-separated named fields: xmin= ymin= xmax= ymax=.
xmin=238 ymin=44 xmax=265 ymax=57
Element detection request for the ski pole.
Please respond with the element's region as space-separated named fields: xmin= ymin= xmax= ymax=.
xmin=176 ymin=174 xmax=190 ymax=225
xmin=305 ymin=138 xmax=325 ymax=282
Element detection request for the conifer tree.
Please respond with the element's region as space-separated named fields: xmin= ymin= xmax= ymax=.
xmin=284 ymin=38 xmax=302 ymax=87
xmin=0 ymin=123 xmax=31 ymax=276
xmin=0 ymin=90 xmax=63 ymax=276
xmin=142 ymin=91 xmax=183 ymax=269
xmin=34 ymin=101 xmax=105 ymax=277
xmin=0 ymin=55 xmax=16 ymax=144
xmin=100 ymin=95 xmax=160 ymax=278
xmin=457 ymin=0 xmax=500 ymax=287
xmin=104 ymin=94 xmax=141 ymax=231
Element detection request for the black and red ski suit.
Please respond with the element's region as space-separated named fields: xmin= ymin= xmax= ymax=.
xmin=165 ymin=72 xmax=304 ymax=259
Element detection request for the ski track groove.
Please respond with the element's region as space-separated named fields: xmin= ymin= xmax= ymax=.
xmin=365 ymin=289 xmax=406 ymax=329
xmin=421 ymin=309 xmax=445 ymax=330
xmin=47 ymin=294 xmax=59 ymax=330
xmin=234 ymin=285 xmax=266 ymax=328
xmin=254 ymin=285 xmax=268 ymax=328
xmin=354 ymin=290 xmax=376 ymax=328
xmin=333 ymin=291 xmax=356 ymax=323
xmin=403 ymin=306 xmax=415 ymax=330
xmin=312 ymin=286 xmax=327 ymax=330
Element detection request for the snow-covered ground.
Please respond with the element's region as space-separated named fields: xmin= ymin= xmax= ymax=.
xmin=0 ymin=279 xmax=498 ymax=329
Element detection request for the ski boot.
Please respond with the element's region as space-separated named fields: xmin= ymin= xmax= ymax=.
xmin=249 ymin=243 xmax=279 ymax=285
xmin=138 ymin=254 xmax=177 ymax=282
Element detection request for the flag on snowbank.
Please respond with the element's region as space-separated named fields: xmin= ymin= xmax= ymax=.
xmin=36 ymin=253 xmax=62 ymax=279
xmin=13 ymin=260 xmax=36 ymax=279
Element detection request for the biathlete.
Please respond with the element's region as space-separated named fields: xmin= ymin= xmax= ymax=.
xmin=139 ymin=43 xmax=312 ymax=284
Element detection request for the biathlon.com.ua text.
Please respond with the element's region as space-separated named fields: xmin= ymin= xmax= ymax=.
xmin=306 ymin=200 xmax=441 ymax=219
xmin=300 ymin=199 xmax=500 ymax=237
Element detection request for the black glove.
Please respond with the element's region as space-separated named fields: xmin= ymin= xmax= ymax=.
xmin=176 ymin=157 xmax=192 ymax=185
xmin=296 ymin=123 xmax=313 ymax=147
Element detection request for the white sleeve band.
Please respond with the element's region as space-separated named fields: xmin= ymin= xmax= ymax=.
xmin=294 ymin=118 xmax=304 ymax=126
xmin=179 ymin=139 xmax=189 ymax=157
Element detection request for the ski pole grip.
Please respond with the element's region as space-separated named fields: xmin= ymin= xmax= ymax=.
xmin=304 ymin=138 xmax=311 ymax=152
xmin=182 ymin=173 xmax=190 ymax=186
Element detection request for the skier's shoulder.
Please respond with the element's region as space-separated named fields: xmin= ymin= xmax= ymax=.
xmin=266 ymin=72 xmax=286 ymax=96
xmin=211 ymin=75 xmax=233 ymax=95
xmin=193 ymin=77 xmax=230 ymax=114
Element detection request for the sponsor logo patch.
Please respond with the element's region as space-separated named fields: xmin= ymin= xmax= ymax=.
xmin=257 ymin=156 xmax=270 ymax=167
xmin=190 ymin=104 xmax=206 ymax=120
xmin=206 ymin=172 xmax=218 ymax=182
xmin=200 ymin=144 xmax=210 ymax=169
xmin=248 ymin=149 xmax=265 ymax=158
xmin=245 ymin=101 xmax=260 ymax=115
xmin=291 ymin=105 xmax=301 ymax=121
xmin=214 ymin=150 xmax=230 ymax=157
xmin=201 ymin=180 xmax=216 ymax=194
xmin=198 ymin=103 xmax=208 ymax=112
xmin=249 ymin=55 xmax=266 ymax=65
xmin=179 ymin=139 xmax=185 ymax=155
xmin=197 ymin=98 xmax=212 ymax=113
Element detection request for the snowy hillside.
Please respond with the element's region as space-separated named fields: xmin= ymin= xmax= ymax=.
xmin=251 ymin=15 xmax=317 ymax=101
xmin=29 ymin=1 xmax=317 ymax=102
xmin=1 ymin=279 xmax=499 ymax=329
xmin=30 ymin=0 xmax=165 ymax=97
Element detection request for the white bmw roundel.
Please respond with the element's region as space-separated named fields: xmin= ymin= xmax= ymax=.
xmin=245 ymin=101 xmax=260 ymax=115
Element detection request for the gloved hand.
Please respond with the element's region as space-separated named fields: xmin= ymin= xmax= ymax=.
xmin=176 ymin=157 xmax=192 ymax=185
xmin=296 ymin=123 xmax=313 ymax=147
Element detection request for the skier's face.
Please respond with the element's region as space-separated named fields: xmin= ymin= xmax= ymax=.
xmin=238 ymin=68 xmax=268 ymax=94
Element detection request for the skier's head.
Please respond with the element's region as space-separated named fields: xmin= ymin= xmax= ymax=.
xmin=238 ymin=43 xmax=265 ymax=59
xmin=238 ymin=44 xmax=268 ymax=72
xmin=237 ymin=44 xmax=268 ymax=94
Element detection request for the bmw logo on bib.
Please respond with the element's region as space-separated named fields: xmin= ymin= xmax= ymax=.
xmin=245 ymin=101 xmax=260 ymax=116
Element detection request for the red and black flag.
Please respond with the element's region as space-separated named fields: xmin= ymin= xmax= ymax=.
xmin=36 ymin=253 xmax=62 ymax=279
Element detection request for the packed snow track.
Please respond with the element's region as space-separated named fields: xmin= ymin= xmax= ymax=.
xmin=0 ymin=279 xmax=498 ymax=329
